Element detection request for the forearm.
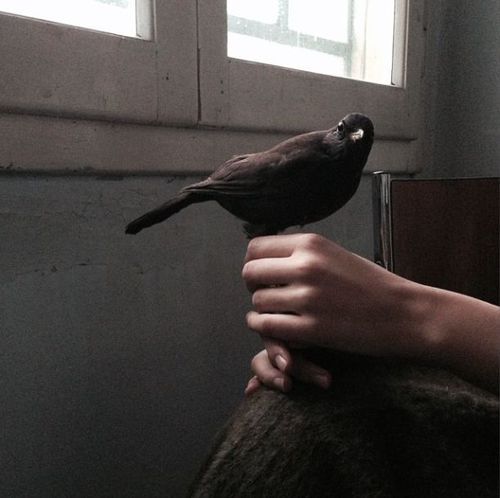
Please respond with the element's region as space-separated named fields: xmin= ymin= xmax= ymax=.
xmin=411 ymin=284 xmax=500 ymax=393
xmin=243 ymin=234 xmax=500 ymax=395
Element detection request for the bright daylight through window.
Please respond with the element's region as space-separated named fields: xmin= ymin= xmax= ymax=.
xmin=0 ymin=0 xmax=151 ymax=39
xmin=227 ymin=0 xmax=400 ymax=86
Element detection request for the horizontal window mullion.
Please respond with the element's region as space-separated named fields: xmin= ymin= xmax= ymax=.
xmin=227 ymin=16 xmax=350 ymax=58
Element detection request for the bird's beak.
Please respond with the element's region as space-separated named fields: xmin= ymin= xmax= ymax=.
xmin=349 ymin=128 xmax=364 ymax=142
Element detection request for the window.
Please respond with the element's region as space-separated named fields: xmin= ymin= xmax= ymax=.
xmin=0 ymin=0 xmax=152 ymax=39
xmin=227 ymin=0 xmax=397 ymax=86
xmin=0 ymin=0 xmax=427 ymax=174
xmin=0 ymin=2 xmax=197 ymax=125
xmin=199 ymin=0 xmax=416 ymax=136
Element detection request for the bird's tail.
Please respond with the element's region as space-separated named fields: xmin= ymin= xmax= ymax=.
xmin=125 ymin=191 xmax=198 ymax=234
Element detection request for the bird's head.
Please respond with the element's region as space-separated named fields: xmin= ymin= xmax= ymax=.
xmin=324 ymin=113 xmax=374 ymax=169
xmin=335 ymin=113 xmax=374 ymax=144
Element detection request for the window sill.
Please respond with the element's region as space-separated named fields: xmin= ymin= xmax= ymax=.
xmin=0 ymin=111 xmax=419 ymax=177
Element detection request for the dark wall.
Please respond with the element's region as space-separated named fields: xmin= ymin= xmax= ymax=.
xmin=0 ymin=173 xmax=373 ymax=497
xmin=426 ymin=0 xmax=500 ymax=178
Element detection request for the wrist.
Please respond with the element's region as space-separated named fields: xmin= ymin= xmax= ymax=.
xmin=412 ymin=285 xmax=450 ymax=365
xmin=407 ymin=284 xmax=500 ymax=392
xmin=391 ymin=279 xmax=445 ymax=365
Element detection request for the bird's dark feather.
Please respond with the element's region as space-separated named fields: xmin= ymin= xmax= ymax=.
xmin=125 ymin=113 xmax=374 ymax=238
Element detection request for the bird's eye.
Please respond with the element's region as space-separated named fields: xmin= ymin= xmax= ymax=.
xmin=337 ymin=121 xmax=345 ymax=138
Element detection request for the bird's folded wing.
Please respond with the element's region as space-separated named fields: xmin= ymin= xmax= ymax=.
xmin=187 ymin=143 xmax=331 ymax=199
xmin=183 ymin=154 xmax=280 ymax=198
xmin=185 ymin=178 xmax=284 ymax=199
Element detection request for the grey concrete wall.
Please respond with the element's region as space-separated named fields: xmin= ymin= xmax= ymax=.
xmin=0 ymin=173 xmax=374 ymax=497
xmin=422 ymin=0 xmax=500 ymax=178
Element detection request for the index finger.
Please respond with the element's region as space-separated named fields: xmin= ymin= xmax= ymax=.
xmin=244 ymin=234 xmax=304 ymax=263
xmin=241 ymin=257 xmax=294 ymax=291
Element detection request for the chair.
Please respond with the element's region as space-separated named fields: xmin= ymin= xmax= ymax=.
xmin=372 ymin=172 xmax=499 ymax=305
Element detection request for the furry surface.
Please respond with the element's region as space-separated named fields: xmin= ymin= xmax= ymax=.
xmin=189 ymin=352 xmax=498 ymax=498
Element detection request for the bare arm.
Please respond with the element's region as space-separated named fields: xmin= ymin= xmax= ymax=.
xmin=424 ymin=286 xmax=499 ymax=393
xmin=242 ymin=234 xmax=499 ymax=394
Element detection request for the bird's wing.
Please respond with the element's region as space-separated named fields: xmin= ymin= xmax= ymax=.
xmin=187 ymin=131 xmax=334 ymax=199
xmin=183 ymin=153 xmax=279 ymax=198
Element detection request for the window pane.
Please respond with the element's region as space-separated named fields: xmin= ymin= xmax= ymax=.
xmin=227 ymin=0 xmax=398 ymax=86
xmin=227 ymin=0 xmax=280 ymax=25
xmin=288 ymin=0 xmax=349 ymax=43
xmin=0 ymin=0 xmax=151 ymax=39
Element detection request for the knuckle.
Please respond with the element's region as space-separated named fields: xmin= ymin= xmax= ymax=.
xmin=295 ymin=254 xmax=322 ymax=280
xmin=264 ymin=338 xmax=284 ymax=357
xmin=250 ymin=353 xmax=261 ymax=373
xmin=304 ymin=315 xmax=320 ymax=333
xmin=299 ymin=233 xmax=326 ymax=251
xmin=241 ymin=261 xmax=255 ymax=282
xmin=246 ymin=311 xmax=273 ymax=335
xmin=251 ymin=291 xmax=263 ymax=309
xmin=245 ymin=238 xmax=260 ymax=261
xmin=241 ymin=262 xmax=250 ymax=280
xmin=297 ymin=285 xmax=320 ymax=306
xmin=309 ymin=314 xmax=320 ymax=330
xmin=258 ymin=315 xmax=274 ymax=335
xmin=245 ymin=311 xmax=255 ymax=328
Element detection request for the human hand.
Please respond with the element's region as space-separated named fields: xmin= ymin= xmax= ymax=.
xmin=242 ymin=233 xmax=500 ymax=394
xmin=244 ymin=338 xmax=332 ymax=395
xmin=242 ymin=233 xmax=430 ymax=361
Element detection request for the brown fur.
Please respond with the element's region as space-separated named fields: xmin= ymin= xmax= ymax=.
xmin=189 ymin=352 xmax=498 ymax=498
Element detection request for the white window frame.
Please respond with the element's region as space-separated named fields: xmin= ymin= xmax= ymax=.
xmin=0 ymin=0 xmax=426 ymax=175
xmin=198 ymin=0 xmax=425 ymax=173
xmin=0 ymin=1 xmax=198 ymax=124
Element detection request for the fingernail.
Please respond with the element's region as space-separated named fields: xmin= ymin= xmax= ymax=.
xmin=245 ymin=377 xmax=259 ymax=396
xmin=314 ymin=373 xmax=331 ymax=390
xmin=273 ymin=377 xmax=286 ymax=391
xmin=275 ymin=354 xmax=288 ymax=372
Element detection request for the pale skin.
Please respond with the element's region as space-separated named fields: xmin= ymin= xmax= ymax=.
xmin=242 ymin=234 xmax=500 ymax=395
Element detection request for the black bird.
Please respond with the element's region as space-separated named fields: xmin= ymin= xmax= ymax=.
xmin=125 ymin=113 xmax=374 ymax=238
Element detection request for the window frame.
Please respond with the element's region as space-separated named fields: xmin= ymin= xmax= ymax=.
xmin=0 ymin=0 xmax=427 ymax=175
xmin=199 ymin=0 xmax=422 ymax=137
xmin=0 ymin=0 xmax=198 ymax=125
